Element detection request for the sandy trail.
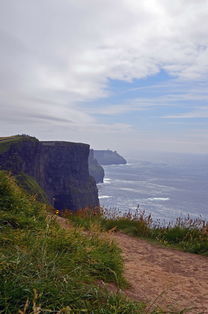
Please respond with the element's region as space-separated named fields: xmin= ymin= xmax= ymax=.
xmin=111 ymin=232 xmax=208 ymax=313
xmin=54 ymin=215 xmax=208 ymax=313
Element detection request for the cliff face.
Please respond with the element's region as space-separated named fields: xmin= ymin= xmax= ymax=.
xmin=88 ymin=150 xmax=105 ymax=183
xmin=93 ymin=150 xmax=127 ymax=165
xmin=0 ymin=136 xmax=99 ymax=210
xmin=40 ymin=142 xmax=99 ymax=210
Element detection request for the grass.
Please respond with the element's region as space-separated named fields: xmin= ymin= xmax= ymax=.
xmin=15 ymin=172 xmax=48 ymax=203
xmin=0 ymin=134 xmax=38 ymax=154
xmin=1 ymin=171 xmax=166 ymax=313
xmin=66 ymin=207 xmax=208 ymax=256
xmin=0 ymin=170 xmax=199 ymax=313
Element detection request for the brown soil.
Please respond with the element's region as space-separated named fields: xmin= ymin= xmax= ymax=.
xmin=53 ymin=215 xmax=208 ymax=313
xmin=110 ymin=232 xmax=208 ymax=313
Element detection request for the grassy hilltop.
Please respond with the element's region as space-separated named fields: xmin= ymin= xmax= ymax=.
xmin=0 ymin=135 xmax=38 ymax=154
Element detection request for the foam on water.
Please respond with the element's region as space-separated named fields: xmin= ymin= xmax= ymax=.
xmin=147 ymin=197 xmax=170 ymax=201
xmin=103 ymin=178 xmax=112 ymax=184
xmin=99 ymin=195 xmax=112 ymax=199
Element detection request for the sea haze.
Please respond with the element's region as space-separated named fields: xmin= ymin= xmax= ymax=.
xmin=98 ymin=153 xmax=208 ymax=222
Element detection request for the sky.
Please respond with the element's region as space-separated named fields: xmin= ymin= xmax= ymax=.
xmin=0 ymin=0 xmax=208 ymax=156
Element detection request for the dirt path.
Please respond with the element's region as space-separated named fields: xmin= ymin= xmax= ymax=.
xmin=111 ymin=232 xmax=208 ymax=313
xmin=53 ymin=215 xmax=208 ymax=313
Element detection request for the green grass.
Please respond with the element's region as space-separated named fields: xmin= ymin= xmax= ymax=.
xmin=15 ymin=172 xmax=48 ymax=203
xmin=67 ymin=208 xmax=208 ymax=256
xmin=0 ymin=134 xmax=38 ymax=154
xmin=1 ymin=171 xmax=164 ymax=313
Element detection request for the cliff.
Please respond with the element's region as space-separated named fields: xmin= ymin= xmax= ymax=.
xmin=93 ymin=150 xmax=127 ymax=165
xmin=88 ymin=150 xmax=105 ymax=183
xmin=0 ymin=135 xmax=99 ymax=210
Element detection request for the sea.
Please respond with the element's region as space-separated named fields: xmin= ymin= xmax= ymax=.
xmin=97 ymin=152 xmax=208 ymax=223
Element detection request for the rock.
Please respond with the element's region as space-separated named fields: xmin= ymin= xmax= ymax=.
xmin=0 ymin=135 xmax=99 ymax=211
xmin=88 ymin=150 xmax=105 ymax=183
xmin=93 ymin=150 xmax=127 ymax=165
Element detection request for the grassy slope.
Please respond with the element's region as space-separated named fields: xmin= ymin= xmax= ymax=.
xmin=15 ymin=172 xmax=48 ymax=203
xmin=67 ymin=208 xmax=208 ymax=256
xmin=1 ymin=171 xmax=159 ymax=313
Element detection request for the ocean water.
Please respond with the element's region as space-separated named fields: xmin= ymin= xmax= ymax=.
xmin=97 ymin=154 xmax=208 ymax=222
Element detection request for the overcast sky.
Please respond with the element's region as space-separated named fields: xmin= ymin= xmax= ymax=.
xmin=1 ymin=0 xmax=208 ymax=156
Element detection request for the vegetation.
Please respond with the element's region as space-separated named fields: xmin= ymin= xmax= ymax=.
xmin=67 ymin=207 xmax=208 ymax=256
xmin=1 ymin=170 xmax=204 ymax=312
xmin=1 ymin=171 xmax=157 ymax=313
xmin=0 ymin=135 xmax=38 ymax=154
xmin=15 ymin=172 xmax=48 ymax=203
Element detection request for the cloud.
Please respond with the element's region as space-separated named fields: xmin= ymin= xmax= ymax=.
xmin=162 ymin=106 xmax=208 ymax=119
xmin=1 ymin=1 xmax=208 ymax=94
xmin=0 ymin=0 xmax=208 ymax=152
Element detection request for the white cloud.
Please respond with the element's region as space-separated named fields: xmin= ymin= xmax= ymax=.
xmin=1 ymin=0 xmax=208 ymax=95
xmin=0 ymin=0 xmax=208 ymax=152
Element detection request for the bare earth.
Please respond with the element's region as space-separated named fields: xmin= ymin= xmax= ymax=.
xmin=54 ymin=216 xmax=208 ymax=313
xmin=110 ymin=232 xmax=208 ymax=313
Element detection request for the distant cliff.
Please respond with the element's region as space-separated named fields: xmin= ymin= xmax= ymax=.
xmin=88 ymin=150 xmax=104 ymax=183
xmin=93 ymin=150 xmax=127 ymax=165
xmin=0 ymin=135 xmax=99 ymax=211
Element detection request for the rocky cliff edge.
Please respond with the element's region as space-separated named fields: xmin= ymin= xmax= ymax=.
xmin=0 ymin=135 xmax=99 ymax=211
xmin=93 ymin=150 xmax=127 ymax=165
xmin=88 ymin=150 xmax=105 ymax=183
